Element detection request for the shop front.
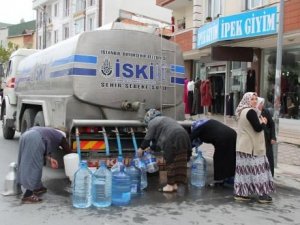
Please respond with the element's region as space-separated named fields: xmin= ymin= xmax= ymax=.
xmin=262 ymin=46 xmax=300 ymax=119
xmin=194 ymin=6 xmax=278 ymax=116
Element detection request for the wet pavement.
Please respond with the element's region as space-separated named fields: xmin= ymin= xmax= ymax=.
xmin=1 ymin=119 xmax=300 ymax=225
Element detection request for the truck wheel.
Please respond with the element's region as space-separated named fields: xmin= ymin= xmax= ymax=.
xmin=2 ymin=105 xmax=15 ymax=139
xmin=33 ymin=111 xmax=45 ymax=127
xmin=21 ymin=108 xmax=37 ymax=133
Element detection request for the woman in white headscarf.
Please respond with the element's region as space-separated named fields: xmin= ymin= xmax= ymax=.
xmin=234 ymin=92 xmax=275 ymax=204
xmin=257 ymin=97 xmax=277 ymax=177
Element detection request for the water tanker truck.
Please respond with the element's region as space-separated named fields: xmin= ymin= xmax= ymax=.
xmin=1 ymin=23 xmax=191 ymax=166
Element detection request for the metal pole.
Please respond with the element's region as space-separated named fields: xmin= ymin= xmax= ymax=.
xmin=273 ymin=0 xmax=284 ymax=168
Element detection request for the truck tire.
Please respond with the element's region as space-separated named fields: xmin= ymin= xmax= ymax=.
xmin=21 ymin=108 xmax=37 ymax=133
xmin=2 ymin=105 xmax=15 ymax=139
xmin=33 ymin=111 xmax=45 ymax=127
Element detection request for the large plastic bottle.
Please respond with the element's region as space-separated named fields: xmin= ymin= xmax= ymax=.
xmin=111 ymin=165 xmax=131 ymax=206
xmin=111 ymin=156 xmax=124 ymax=173
xmin=72 ymin=160 xmax=92 ymax=208
xmin=125 ymin=160 xmax=141 ymax=195
xmin=143 ymin=151 xmax=159 ymax=173
xmin=190 ymin=147 xmax=207 ymax=188
xmin=132 ymin=156 xmax=147 ymax=190
xmin=92 ymin=161 xmax=112 ymax=207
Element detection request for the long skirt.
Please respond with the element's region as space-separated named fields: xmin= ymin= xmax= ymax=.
xmin=234 ymin=152 xmax=275 ymax=196
xmin=166 ymin=149 xmax=187 ymax=185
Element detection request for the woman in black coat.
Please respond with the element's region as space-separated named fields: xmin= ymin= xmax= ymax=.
xmin=257 ymin=97 xmax=276 ymax=177
xmin=190 ymin=119 xmax=236 ymax=186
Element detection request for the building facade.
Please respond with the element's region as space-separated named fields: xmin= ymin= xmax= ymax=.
xmin=158 ymin=0 xmax=300 ymax=120
xmin=32 ymin=0 xmax=172 ymax=49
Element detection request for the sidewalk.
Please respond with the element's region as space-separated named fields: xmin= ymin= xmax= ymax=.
xmin=193 ymin=114 xmax=300 ymax=190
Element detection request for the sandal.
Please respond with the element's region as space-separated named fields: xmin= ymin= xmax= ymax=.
xmin=33 ymin=187 xmax=47 ymax=195
xmin=21 ymin=194 xmax=42 ymax=204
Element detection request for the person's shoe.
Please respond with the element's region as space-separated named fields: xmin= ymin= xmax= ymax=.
xmin=21 ymin=194 xmax=42 ymax=204
xmin=234 ymin=194 xmax=251 ymax=201
xmin=33 ymin=186 xmax=47 ymax=195
xmin=258 ymin=195 xmax=272 ymax=204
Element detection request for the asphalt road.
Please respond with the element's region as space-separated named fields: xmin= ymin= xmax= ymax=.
xmin=0 ymin=124 xmax=300 ymax=225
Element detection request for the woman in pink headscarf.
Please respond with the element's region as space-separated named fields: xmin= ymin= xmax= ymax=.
xmin=234 ymin=92 xmax=275 ymax=204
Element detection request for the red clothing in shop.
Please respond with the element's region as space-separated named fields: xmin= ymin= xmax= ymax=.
xmin=183 ymin=79 xmax=190 ymax=114
xmin=201 ymin=80 xmax=212 ymax=106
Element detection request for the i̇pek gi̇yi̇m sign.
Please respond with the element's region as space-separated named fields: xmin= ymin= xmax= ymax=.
xmin=196 ymin=6 xmax=278 ymax=49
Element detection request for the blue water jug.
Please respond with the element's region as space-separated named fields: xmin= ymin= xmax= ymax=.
xmin=125 ymin=160 xmax=141 ymax=195
xmin=72 ymin=160 xmax=92 ymax=208
xmin=143 ymin=152 xmax=159 ymax=173
xmin=112 ymin=165 xmax=131 ymax=206
xmin=92 ymin=161 xmax=112 ymax=207
xmin=132 ymin=156 xmax=147 ymax=190
xmin=191 ymin=147 xmax=207 ymax=188
xmin=111 ymin=156 xmax=124 ymax=173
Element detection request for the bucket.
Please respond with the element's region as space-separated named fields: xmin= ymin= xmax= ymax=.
xmin=63 ymin=153 xmax=79 ymax=182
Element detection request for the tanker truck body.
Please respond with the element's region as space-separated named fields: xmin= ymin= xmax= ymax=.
xmin=1 ymin=25 xmax=189 ymax=166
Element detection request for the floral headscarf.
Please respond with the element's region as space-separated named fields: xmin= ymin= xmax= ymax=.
xmin=144 ymin=109 xmax=161 ymax=125
xmin=235 ymin=92 xmax=257 ymax=119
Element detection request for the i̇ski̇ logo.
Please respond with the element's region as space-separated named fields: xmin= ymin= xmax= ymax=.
xmin=100 ymin=58 xmax=112 ymax=77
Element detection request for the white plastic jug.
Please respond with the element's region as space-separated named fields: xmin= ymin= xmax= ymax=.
xmin=63 ymin=153 xmax=79 ymax=182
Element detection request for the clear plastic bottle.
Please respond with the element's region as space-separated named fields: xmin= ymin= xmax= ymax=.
xmin=190 ymin=147 xmax=207 ymax=188
xmin=72 ymin=160 xmax=92 ymax=208
xmin=143 ymin=151 xmax=159 ymax=173
xmin=111 ymin=165 xmax=131 ymax=206
xmin=92 ymin=161 xmax=112 ymax=207
xmin=133 ymin=156 xmax=147 ymax=190
xmin=125 ymin=160 xmax=141 ymax=195
xmin=111 ymin=156 xmax=124 ymax=173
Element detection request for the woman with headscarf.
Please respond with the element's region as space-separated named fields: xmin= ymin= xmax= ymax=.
xmin=234 ymin=92 xmax=275 ymax=204
xmin=137 ymin=109 xmax=191 ymax=193
xmin=190 ymin=118 xmax=236 ymax=186
xmin=257 ymin=97 xmax=276 ymax=177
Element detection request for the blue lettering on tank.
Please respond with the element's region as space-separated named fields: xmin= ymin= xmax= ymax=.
xmin=135 ymin=65 xmax=147 ymax=79
xmin=122 ymin=63 xmax=134 ymax=78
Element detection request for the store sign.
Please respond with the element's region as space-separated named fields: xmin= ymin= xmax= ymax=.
xmin=196 ymin=6 xmax=278 ymax=49
xmin=196 ymin=20 xmax=219 ymax=49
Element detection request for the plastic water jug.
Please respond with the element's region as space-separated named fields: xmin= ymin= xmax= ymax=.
xmin=111 ymin=156 xmax=124 ymax=173
xmin=92 ymin=161 xmax=112 ymax=207
xmin=143 ymin=152 xmax=159 ymax=173
xmin=112 ymin=165 xmax=131 ymax=206
xmin=190 ymin=147 xmax=206 ymax=188
xmin=125 ymin=160 xmax=141 ymax=195
xmin=72 ymin=160 xmax=92 ymax=208
xmin=63 ymin=153 xmax=79 ymax=182
xmin=132 ymin=157 xmax=147 ymax=190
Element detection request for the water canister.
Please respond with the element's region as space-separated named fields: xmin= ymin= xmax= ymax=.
xmin=63 ymin=153 xmax=79 ymax=182
xmin=92 ymin=161 xmax=112 ymax=207
xmin=111 ymin=156 xmax=124 ymax=173
xmin=112 ymin=165 xmax=131 ymax=206
xmin=190 ymin=148 xmax=207 ymax=188
xmin=132 ymin=157 xmax=147 ymax=190
xmin=72 ymin=160 xmax=92 ymax=208
xmin=1 ymin=162 xmax=21 ymax=196
xmin=143 ymin=152 xmax=159 ymax=173
xmin=125 ymin=160 xmax=141 ymax=195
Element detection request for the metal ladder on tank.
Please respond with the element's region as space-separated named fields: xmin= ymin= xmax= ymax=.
xmin=159 ymin=25 xmax=178 ymax=120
